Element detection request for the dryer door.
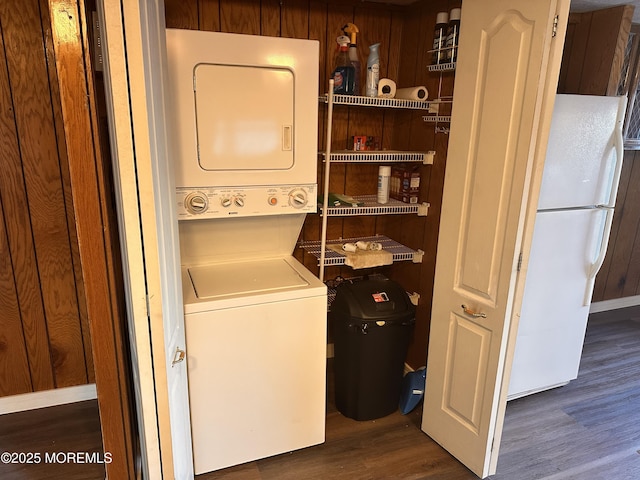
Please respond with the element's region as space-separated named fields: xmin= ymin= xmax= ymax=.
xmin=194 ymin=64 xmax=294 ymax=173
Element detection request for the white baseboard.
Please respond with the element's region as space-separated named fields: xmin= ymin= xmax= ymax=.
xmin=590 ymin=295 xmax=640 ymax=314
xmin=0 ymin=384 xmax=97 ymax=415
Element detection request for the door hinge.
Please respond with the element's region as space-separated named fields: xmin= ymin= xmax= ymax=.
xmin=517 ymin=252 xmax=523 ymax=272
xmin=552 ymin=15 xmax=559 ymax=37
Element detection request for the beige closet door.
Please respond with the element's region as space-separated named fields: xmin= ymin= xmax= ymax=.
xmin=99 ymin=0 xmax=193 ymax=478
xmin=422 ymin=1 xmax=570 ymax=478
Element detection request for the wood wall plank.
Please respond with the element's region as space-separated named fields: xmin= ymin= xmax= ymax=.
xmin=559 ymin=13 xmax=591 ymax=94
xmin=261 ymin=0 xmax=281 ymax=37
xmin=0 ymin=17 xmax=55 ymax=393
xmin=0 ymin=0 xmax=87 ymax=390
xmin=559 ymin=6 xmax=632 ymax=96
xmin=606 ymin=5 xmax=633 ymax=95
xmin=39 ymin=0 xmax=94 ymax=384
xmin=601 ymin=154 xmax=640 ymax=299
xmin=199 ymin=0 xmax=221 ymax=31
xmin=581 ymin=7 xmax=628 ymax=94
xmin=164 ymin=0 xmax=199 ymax=29
xmin=220 ymin=0 xmax=260 ymax=35
xmin=282 ymin=0 xmax=310 ymax=39
xmin=593 ymin=153 xmax=640 ymax=302
xmin=0 ymin=196 xmax=32 ymax=396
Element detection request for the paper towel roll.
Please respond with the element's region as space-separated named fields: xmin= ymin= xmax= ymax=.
xmin=377 ymin=78 xmax=396 ymax=98
xmin=395 ymin=86 xmax=429 ymax=101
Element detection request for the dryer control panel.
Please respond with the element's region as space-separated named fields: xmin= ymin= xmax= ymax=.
xmin=176 ymin=185 xmax=317 ymax=219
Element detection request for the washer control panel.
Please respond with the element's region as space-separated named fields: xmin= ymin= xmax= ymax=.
xmin=177 ymin=185 xmax=317 ymax=219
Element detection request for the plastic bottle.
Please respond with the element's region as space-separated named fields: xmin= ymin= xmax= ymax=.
xmin=432 ymin=11 xmax=448 ymax=65
xmin=343 ymin=23 xmax=361 ymax=95
xmin=446 ymin=8 xmax=461 ymax=64
xmin=365 ymin=43 xmax=380 ymax=97
xmin=332 ymin=35 xmax=355 ymax=95
xmin=377 ymin=166 xmax=391 ymax=204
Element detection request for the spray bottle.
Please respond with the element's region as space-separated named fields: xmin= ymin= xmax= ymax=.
xmin=332 ymin=35 xmax=355 ymax=95
xmin=365 ymin=43 xmax=380 ymax=97
xmin=342 ymin=23 xmax=361 ymax=95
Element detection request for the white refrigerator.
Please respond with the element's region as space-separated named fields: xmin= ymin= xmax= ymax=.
xmin=508 ymin=94 xmax=627 ymax=400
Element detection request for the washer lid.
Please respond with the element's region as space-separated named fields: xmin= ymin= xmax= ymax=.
xmin=188 ymin=258 xmax=309 ymax=299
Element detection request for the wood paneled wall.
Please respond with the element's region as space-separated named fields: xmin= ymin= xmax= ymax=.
xmin=164 ymin=0 xmax=459 ymax=368
xmin=558 ymin=5 xmax=633 ymax=96
xmin=593 ymin=151 xmax=640 ymax=301
xmin=0 ymin=0 xmax=94 ymax=396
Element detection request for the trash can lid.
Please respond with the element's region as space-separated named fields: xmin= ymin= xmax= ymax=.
xmin=332 ymin=278 xmax=415 ymax=322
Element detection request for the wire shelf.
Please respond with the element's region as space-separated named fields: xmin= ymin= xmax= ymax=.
xmin=428 ymin=62 xmax=456 ymax=72
xmin=300 ymin=235 xmax=423 ymax=267
xmin=319 ymin=94 xmax=434 ymax=110
xmin=321 ymin=150 xmax=433 ymax=164
xmin=423 ymin=115 xmax=451 ymax=123
xmin=319 ymin=195 xmax=422 ymax=216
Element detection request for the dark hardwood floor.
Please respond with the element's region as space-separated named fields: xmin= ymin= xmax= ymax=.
xmin=1 ymin=307 xmax=638 ymax=480
xmin=0 ymin=400 xmax=104 ymax=480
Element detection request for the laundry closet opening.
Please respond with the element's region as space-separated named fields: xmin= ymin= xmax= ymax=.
xmin=161 ymin=0 xmax=455 ymax=476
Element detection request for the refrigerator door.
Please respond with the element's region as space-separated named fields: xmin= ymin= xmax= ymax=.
xmin=508 ymin=207 xmax=607 ymax=399
xmin=537 ymin=94 xmax=626 ymax=210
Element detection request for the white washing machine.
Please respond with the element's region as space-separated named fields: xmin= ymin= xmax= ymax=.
xmin=165 ymin=30 xmax=326 ymax=474
xmin=178 ymin=215 xmax=326 ymax=474
xmin=182 ymin=255 xmax=326 ymax=474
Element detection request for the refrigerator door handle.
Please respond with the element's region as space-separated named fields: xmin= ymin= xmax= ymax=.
xmin=603 ymin=99 xmax=626 ymax=208
xmin=584 ymin=207 xmax=615 ymax=306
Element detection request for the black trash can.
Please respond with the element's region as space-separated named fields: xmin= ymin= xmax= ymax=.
xmin=331 ymin=278 xmax=415 ymax=421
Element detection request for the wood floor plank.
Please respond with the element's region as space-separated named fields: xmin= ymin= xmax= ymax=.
xmin=0 ymin=400 xmax=104 ymax=480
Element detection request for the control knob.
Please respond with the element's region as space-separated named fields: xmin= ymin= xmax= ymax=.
xmin=288 ymin=188 xmax=308 ymax=209
xmin=184 ymin=192 xmax=208 ymax=214
xmin=234 ymin=197 xmax=245 ymax=207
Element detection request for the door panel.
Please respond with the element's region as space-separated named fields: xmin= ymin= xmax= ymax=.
xmin=421 ymin=1 xmax=570 ymax=477
xmin=443 ymin=315 xmax=491 ymax=431
xmin=458 ymin=13 xmax=537 ymax=304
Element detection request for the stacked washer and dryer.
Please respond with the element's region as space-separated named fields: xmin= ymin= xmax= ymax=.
xmin=165 ymin=29 xmax=326 ymax=475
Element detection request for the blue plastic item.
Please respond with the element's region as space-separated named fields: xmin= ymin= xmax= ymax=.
xmin=399 ymin=367 xmax=426 ymax=414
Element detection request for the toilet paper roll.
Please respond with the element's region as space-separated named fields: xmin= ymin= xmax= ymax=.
xmin=368 ymin=242 xmax=383 ymax=251
xmin=395 ymin=86 xmax=429 ymax=102
xmin=377 ymin=78 xmax=397 ymax=98
xmin=342 ymin=243 xmax=357 ymax=252
xmin=355 ymin=241 xmax=370 ymax=250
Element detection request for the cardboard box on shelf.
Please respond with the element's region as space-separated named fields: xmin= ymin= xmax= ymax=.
xmin=352 ymin=135 xmax=380 ymax=151
xmin=390 ymin=164 xmax=421 ymax=204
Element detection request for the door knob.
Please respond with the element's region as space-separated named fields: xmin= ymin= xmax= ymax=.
xmin=461 ymin=304 xmax=487 ymax=318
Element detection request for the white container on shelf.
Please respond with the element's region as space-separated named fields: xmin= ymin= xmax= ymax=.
xmin=377 ymin=166 xmax=391 ymax=204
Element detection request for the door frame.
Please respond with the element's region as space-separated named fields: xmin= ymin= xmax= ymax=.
xmin=97 ymin=0 xmax=192 ymax=478
xmin=46 ymin=0 xmax=138 ymax=478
